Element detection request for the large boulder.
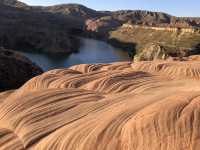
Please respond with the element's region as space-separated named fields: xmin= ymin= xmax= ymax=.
xmin=134 ymin=42 xmax=200 ymax=62
xmin=0 ymin=47 xmax=43 ymax=92
xmin=134 ymin=43 xmax=170 ymax=61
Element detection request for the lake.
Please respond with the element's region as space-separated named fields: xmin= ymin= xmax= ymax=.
xmin=21 ymin=38 xmax=131 ymax=71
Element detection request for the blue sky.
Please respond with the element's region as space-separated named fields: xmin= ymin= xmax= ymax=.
xmin=19 ymin=0 xmax=200 ymax=17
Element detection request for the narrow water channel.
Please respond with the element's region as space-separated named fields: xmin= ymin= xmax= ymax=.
xmin=22 ymin=38 xmax=131 ymax=71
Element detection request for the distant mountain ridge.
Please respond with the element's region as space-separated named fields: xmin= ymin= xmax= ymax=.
xmin=0 ymin=0 xmax=27 ymax=8
xmin=2 ymin=0 xmax=200 ymax=28
xmin=39 ymin=4 xmax=109 ymax=19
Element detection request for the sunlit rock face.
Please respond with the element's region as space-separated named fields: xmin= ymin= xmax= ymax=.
xmin=1 ymin=59 xmax=200 ymax=149
xmin=134 ymin=43 xmax=170 ymax=61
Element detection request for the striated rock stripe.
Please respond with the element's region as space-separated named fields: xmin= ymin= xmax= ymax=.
xmin=0 ymin=61 xmax=200 ymax=149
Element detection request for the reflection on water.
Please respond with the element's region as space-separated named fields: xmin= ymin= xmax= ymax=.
xmin=21 ymin=38 xmax=131 ymax=71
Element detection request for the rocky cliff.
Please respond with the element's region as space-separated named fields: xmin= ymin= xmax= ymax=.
xmin=0 ymin=47 xmax=43 ymax=92
xmin=109 ymin=24 xmax=200 ymax=60
xmin=0 ymin=2 xmax=81 ymax=54
xmin=122 ymin=24 xmax=200 ymax=34
xmin=82 ymin=9 xmax=200 ymax=60
xmin=85 ymin=10 xmax=200 ymax=34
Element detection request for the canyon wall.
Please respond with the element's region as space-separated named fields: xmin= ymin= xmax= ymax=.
xmin=122 ymin=23 xmax=200 ymax=34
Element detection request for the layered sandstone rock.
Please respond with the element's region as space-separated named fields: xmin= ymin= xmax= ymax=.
xmin=122 ymin=24 xmax=200 ymax=34
xmin=1 ymin=60 xmax=200 ymax=149
xmin=134 ymin=43 xmax=170 ymax=61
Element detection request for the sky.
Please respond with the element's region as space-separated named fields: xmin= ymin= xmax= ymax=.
xmin=19 ymin=0 xmax=200 ymax=17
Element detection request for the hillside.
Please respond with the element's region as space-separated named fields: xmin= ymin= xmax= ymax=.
xmin=0 ymin=47 xmax=42 ymax=92
xmin=0 ymin=2 xmax=81 ymax=53
xmin=109 ymin=24 xmax=200 ymax=60
xmin=86 ymin=10 xmax=200 ymax=35
xmin=0 ymin=0 xmax=27 ymax=8
xmin=0 ymin=0 xmax=200 ymax=59
xmin=3 ymin=0 xmax=200 ymax=29
xmin=38 ymin=4 xmax=109 ymax=19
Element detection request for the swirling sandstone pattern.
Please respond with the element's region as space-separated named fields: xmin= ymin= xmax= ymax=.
xmin=1 ymin=60 xmax=200 ymax=150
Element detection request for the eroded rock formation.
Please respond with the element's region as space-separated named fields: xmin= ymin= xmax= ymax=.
xmin=134 ymin=43 xmax=170 ymax=61
xmin=1 ymin=60 xmax=200 ymax=149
